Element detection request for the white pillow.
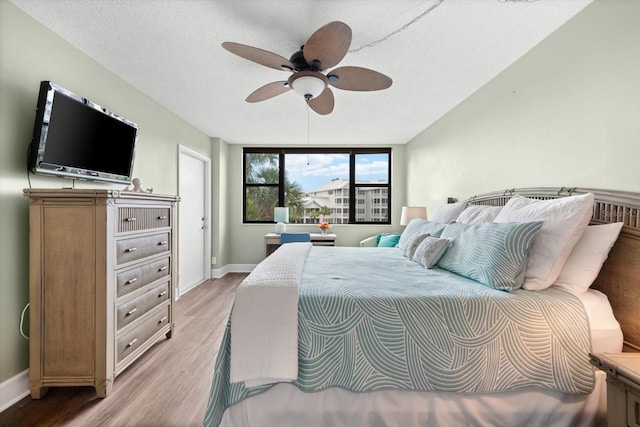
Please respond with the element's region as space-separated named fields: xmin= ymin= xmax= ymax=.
xmin=429 ymin=202 xmax=467 ymax=224
xmin=553 ymin=223 xmax=623 ymax=294
xmin=493 ymin=193 xmax=595 ymax=290
xmin=456 ymin=205 xmax=503 ymax=224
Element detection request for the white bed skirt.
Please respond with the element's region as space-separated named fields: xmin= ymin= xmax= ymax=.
xmin=220 ymin=369 xmax=606 ymax=427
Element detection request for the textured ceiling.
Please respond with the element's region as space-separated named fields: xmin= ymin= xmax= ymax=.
xmin=10 ymin=0 xmax=592 ymax=145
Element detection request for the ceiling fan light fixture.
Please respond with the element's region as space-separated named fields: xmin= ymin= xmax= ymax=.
xmin=289 ymin=72 xmax=327 ymax=100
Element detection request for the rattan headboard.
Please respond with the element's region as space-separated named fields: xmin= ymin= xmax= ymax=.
xmin=463 ymin=187 xmax=640 ymax=352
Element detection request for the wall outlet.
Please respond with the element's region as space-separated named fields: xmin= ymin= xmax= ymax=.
xmin=211 ymin=256 xmax=217 ymax=265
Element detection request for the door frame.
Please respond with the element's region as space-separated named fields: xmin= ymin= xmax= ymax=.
xmin=177 ymin=145 xmax=212 ymax=299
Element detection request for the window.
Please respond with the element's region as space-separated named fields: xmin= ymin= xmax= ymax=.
xmin=244 ymin=153 xmax=281 ymax=222
xmin=243 ymin=148 xmax=391 ymax=224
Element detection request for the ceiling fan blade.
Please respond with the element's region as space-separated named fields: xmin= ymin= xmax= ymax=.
xmin=307 ymin=87 xmax=334 ymax=115
xmin=246 ymin=81 xmax=290 ymax=103
xmin=303 ymin=22 xmax=352 ymax=70
xmin=222 ymin=42 xmax=293 ymax=71
xmin=328 ymin=66 xmax=393 ymax=91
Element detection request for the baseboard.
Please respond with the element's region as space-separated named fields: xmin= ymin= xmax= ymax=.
xmin=0 ymin=369 xmax=29 ymax=413
xmin=211 ymin=264 xmax=256 ymax=278
xmin=211 ymin=264 xmax=230 ymax=278
xmin=227 ymin=264 xmax=256 ymax=273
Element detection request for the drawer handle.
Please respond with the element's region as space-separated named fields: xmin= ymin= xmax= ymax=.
xmin=125 ymin=247 xmax=137 ymax=253
xmin=126 ymin=308 xmax=137 ymax=316
xmin=159 ymin=316 xmax=168 ymax=324
xmin=157 ymin=215 xmax=167 ymax=220
xmin=158 ymin=290 xmax=168 ymax=297
xmin=126 ymin=338 xmax=138 ymax=348
xmin=158 ymin=266 xmax=168 ymax=272
xmin=125 ymin=217 xmax=137 ymax=222
xmin=126 ymin=277 xmax=138 ymax=285
xmin=158 ymin=241 xmax=168 ymax=246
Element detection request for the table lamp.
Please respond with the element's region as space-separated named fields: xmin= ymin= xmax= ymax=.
xmin=400 ymin=206 xmax=427 ymax=226
xmin=274 ymin=207 xmax=289 ymax=234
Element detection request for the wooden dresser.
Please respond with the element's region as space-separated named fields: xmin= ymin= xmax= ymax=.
xmin=24 ymin=189 xmax=179 ymax=398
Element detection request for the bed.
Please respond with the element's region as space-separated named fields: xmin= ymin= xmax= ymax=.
xmin=203 ymin=187 xmax=640 ymax=427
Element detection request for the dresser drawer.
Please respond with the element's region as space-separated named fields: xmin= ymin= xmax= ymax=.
xmin=116 ymin=232 xmax=170 ymax=266
xmin=118 ymin=207 xmax=171 ymax=233
xmin=116 ymin=304 xmax=170 ymax=364
xmin=117 ymin=282 xmax=170 ymax=330
xmin=116 ymin=257 xmax=171 ymax=298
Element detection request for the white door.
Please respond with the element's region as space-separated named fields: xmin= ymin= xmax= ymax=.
xmin=178 ymin=146 xmax=211 ymax=298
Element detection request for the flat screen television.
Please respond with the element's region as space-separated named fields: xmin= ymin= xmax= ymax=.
xmin=28 ymin=81 xmax=138 ymax=185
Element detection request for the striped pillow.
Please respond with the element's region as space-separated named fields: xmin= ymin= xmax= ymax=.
xmin=437 ymin=221 xmax=543 ymax=292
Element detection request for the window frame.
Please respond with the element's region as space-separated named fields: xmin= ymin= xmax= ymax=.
xmin=243 ymin=147 xmax=392 ymax=225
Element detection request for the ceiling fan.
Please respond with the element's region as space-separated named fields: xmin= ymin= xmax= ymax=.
xmin=222 ymin=21 xmax=393 ymax=115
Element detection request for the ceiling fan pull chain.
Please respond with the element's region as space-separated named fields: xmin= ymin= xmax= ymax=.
xmin=307 ymin=104 xmax=311 ymax=165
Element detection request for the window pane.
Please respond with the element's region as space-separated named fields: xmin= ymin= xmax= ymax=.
xmin=355 ymin=186 xmax=389 ymax=222
xmin=286 ymin=153 xmax=349 ymax=192
xmin=355 ymin=153 xmax=388 ymax=184
xmin=286 ymin=153 xmax=350 ymax=225
xmin=246 ymin=153 xmax=279 ymax=184
xmin=245 ymin=186 xmax=278 ymax=221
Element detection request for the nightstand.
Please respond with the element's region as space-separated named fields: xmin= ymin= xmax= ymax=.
xmin=590 ymin=352 xmax=640 ymax=427
xmin=264 ymin=232 xmax=336 ymax=257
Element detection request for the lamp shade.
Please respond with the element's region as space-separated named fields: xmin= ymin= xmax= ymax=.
xmin=400 ymin=206 xmax=427 ymax=226
xmin=291 ymin=76 xmax=325 ymax=99
xmin=274 ymin=207 xmax=289 ymax=223
xmin=288 ymin=71 xmax=328 ymax=100
xmin=274 ymin=207 xmax=289 ymax=234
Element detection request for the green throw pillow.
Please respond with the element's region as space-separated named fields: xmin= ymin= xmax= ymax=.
xmin=378 ymin=234 xmax=401 ymax=247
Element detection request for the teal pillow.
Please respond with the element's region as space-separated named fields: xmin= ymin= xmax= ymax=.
xmin=436 ymin=221 xmax=543 ymax=292
xmin=422 ymin=221 xmax=447 ymax=238
xmin=378 ymin=234 xmax=401 ymax=247
xmin=397 ymin=219 xmax=446 ymax=250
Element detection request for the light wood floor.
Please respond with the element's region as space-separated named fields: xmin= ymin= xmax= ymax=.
xmin=0 ymin=273 xmax=245 ymax=427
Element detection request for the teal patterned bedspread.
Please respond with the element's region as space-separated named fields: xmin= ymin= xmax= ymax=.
xmin=203 ymin=246 xmax=594 ymax=426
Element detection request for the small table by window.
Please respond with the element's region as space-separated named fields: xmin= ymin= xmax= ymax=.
xmin=265 ymin=232 xmax=336 ymax=257
xmin=590 ymin=352 xmax=640 ymax=427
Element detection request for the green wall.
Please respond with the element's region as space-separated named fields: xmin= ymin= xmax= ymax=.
xmin=211 ymin=138 xmax=230 ymax=268
xmin=405 ymin=0 xmax=640 ymax=212
xmin=0 ymin=1 xmax=216 ymax=384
